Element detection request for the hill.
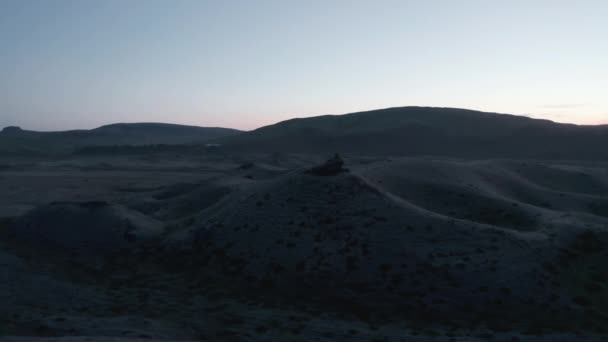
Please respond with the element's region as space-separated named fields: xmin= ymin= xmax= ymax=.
xmin=2 ymin=155 xmax=608 ymax=338
xmin=0 ymin=123 xmax=241 ymax=156
xmin=152 ymin=156 xmax=608 ymax=332
xmin=216 ymin=107 xmax=608 ymax=160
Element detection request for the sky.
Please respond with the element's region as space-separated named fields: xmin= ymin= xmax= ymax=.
xmin=0 ymin=0 xmax=607 ymax=131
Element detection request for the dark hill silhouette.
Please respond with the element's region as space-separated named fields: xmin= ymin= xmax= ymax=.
xmin=0 ymin=122 xmax=241 ymax=155
xmin=217 ymin=107 xmax=608 ymax=160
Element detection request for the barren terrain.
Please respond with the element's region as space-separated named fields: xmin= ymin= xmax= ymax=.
xmin=2 ymin=108 xmax=608 ymax=340
xmin=1 ymin=151 xmax=608 ymax=341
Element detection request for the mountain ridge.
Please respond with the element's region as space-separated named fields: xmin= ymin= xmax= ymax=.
xmin=3 ymin=107 xmax=608 ymax=159
xmin=215 ymin=106 xmax=608 ymax=160
xmin=0 ymin=122 xmax=241 ymax=155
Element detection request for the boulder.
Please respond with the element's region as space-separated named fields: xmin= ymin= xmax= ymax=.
xmin=307 ymin=154 xmax=347 ymax=176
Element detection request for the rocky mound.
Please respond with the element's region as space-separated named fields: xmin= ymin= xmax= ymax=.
xmin=12 ymin=201 xmax=163 ymax=255
xmin=306 ymin=154 xmax=347 ymax=176
xmin=162 ymin=167 xmax=608 ymax=330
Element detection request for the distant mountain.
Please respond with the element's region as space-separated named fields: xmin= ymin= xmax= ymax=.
xmin=88 ymin=123 xmax=241 ymax=145
xmin=0 ymin=123 xmax=241 ymax=155
xmin=217 ymin=107 xmax=608 ymax=160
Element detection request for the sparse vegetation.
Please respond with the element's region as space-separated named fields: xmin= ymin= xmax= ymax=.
xmin=2 ymin=144 xmax=608 ymax=340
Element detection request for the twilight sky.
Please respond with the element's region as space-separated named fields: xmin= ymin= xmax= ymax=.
xmin=0 ymin=0 xmax=606 ymax=131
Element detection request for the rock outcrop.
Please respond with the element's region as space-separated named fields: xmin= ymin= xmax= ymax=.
xmin=307 ymin=154 xmax=347 ymax=176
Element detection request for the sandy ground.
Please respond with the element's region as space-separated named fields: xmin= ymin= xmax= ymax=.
xmin=1 ymin=153 xmax=608 ymax=340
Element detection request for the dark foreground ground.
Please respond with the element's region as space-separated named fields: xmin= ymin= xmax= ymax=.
xmin=1 ymin=152 xmax=608 ymax=341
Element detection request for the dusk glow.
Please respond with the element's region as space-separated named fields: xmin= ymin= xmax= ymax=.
xmin=1 ymin=0 xmax=606 ymax=130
